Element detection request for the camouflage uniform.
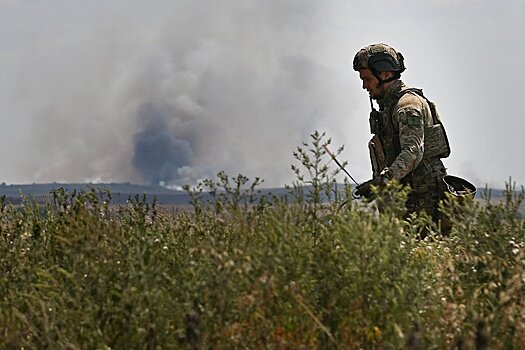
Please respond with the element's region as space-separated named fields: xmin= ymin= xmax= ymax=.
xmin=353 ymin=43 xmax=451 ymax=225
xmin=376 ymin=80 xmax=448 ymax=222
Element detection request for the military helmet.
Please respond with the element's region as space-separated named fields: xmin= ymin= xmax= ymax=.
xmin=353 ymin=43 xmax=406 ymax=74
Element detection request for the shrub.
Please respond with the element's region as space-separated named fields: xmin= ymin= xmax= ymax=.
xmin=1 ymin=134 xmax=524 ymax=349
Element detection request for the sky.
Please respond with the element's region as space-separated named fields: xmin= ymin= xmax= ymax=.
xmin=1 ymin=0 xmax=524 ymax=189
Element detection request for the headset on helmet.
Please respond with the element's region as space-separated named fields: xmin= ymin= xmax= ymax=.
xmin=353 ymin=43 xmax=406 ymax=84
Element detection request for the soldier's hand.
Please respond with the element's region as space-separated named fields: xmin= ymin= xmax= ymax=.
xmin=355 ymin=177 xmax=386 ymax=199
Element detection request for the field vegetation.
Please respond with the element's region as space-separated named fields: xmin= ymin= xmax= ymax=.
xmin=1 ymin=132 xmax=524 ymax=349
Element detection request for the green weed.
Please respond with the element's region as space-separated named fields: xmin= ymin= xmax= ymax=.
xmin=0 ymin=133 xmax=524 ymax=349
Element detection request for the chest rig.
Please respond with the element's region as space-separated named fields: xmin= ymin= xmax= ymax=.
xmin=369 ymin=86 xmax=450 ymax=174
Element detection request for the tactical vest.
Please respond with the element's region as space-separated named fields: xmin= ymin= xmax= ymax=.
xmin=369 ymin=87 xmax=450 ymax=169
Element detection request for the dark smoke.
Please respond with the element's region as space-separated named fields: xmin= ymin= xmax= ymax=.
xmin=132 ymin=103 xmax=193 ymax=186
xmin=3 ymin=1 xmax=360 ymax=187
xmin=2 ymin=1 xmax=524 ymax=188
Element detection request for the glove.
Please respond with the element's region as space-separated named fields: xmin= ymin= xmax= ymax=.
xmin=355 ymin=177 xmax=387 ymax=199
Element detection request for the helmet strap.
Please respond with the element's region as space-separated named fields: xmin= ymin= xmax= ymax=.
xmin=373 ymin=71 xmax=401 ymax=86
xmin=379 ymin=73 xmax=400 ymax=84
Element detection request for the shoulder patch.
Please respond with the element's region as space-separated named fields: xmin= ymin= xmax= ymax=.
xmin=398 ymin=107 xmax=423 ymax=126
xmin=407 ymin=115 xmax=422 ymax=126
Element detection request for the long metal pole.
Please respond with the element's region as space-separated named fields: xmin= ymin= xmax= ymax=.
xmin=322 ymin=144 xmax=360 ymax=186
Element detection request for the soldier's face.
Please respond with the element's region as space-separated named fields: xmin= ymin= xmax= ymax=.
xmin=359 ymin=68 xmax=386 ymax=100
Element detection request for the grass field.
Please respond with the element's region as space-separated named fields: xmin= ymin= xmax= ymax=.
xmin=1 ymin=132 xmax=524 ymax=349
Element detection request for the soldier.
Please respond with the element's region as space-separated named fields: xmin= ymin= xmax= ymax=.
xmin=353 ymin=43 xmax=451 ymax=229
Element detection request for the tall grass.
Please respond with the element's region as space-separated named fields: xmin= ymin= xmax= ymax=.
xmin=1 ymin=132 xmax=524 ymax=349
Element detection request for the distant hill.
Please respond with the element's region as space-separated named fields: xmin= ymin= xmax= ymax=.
xmin=0 ymin=182 xmax=514 ymax=206
xmin=0 ymin=182 xmax=290 ymax=206
xmin=0 ymin=182 xmax=190 ymax=205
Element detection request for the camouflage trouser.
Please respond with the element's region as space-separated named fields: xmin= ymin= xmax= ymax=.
xmin=403 ymin=158 xmax=451 ymax=233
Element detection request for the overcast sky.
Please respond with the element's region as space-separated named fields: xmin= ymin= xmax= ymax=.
xmin=1 ymin=0 xmax=524 ymax=189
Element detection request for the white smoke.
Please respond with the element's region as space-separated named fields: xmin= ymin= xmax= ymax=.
xmin=4 ymin=1 xmax=524 ymax=188
xmin=3 ymin=0 xmax=355 ymax=187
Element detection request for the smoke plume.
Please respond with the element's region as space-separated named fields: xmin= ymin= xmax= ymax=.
xmin=4 ymin=1 xmax=525 ymax=188
xmin=3 ymin=0 xmax=353 ymax=187
xmin=132 ymin=103 xmax=194 ymax=186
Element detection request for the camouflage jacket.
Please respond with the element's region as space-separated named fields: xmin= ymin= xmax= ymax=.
xmin=374 ymin=80 xmax=448 ymax=182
